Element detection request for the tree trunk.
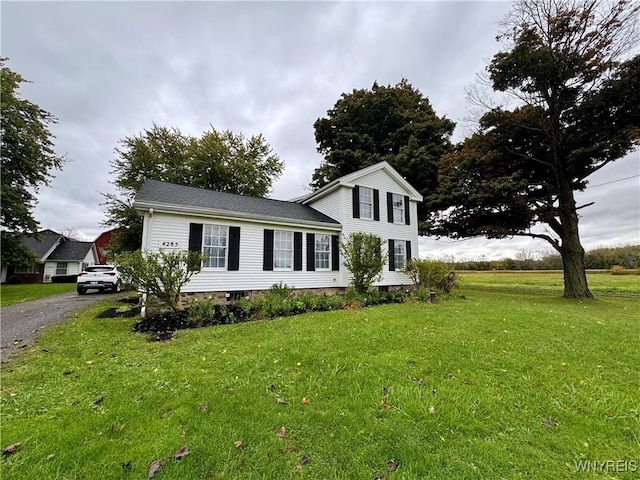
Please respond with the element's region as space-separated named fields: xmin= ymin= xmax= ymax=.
xmin=558 ymin=188 xmax=593 ymax=298
xmin=560 ymin=242 xmax=592 ymax=298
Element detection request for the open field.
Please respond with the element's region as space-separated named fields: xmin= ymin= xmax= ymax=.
xmin=459 ymin=270 xmax=640 ymax=297
xmin=0 ymin=283 xmax=77 ymax=307
xmin=1 ymin=279 xmax=638 ymax=479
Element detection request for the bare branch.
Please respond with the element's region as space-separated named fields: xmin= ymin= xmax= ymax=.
xmin=513 ymin=231 xmax=562 ymax=251
xmin=576 ymin=201 xmax=595 ymax=210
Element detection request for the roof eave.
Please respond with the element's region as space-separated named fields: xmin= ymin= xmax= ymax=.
xmin=300 ymin=161 xmax=424 ymax=203
xmin=134 ymin=201 xmax=342 ymax=231
xmin=299 ymin=181 xmax=342 ymax=204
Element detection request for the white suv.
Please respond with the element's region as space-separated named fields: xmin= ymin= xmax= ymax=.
xmin=77 ymin=265 xmax=123 ymax=295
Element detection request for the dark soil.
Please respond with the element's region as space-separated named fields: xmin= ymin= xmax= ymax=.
xmin=96 ymin=306 xmax=142 ymax=319
xmin=134 ymin=310 xmax=194 ymax=332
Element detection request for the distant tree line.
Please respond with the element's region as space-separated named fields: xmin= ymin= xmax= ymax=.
xmin=445 ymin=245 xmax=640 ymax=271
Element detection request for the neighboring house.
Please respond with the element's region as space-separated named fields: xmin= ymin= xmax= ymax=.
xmin=133 ymin=161 xmax=423 ymax=301
xmin=2 ymin=230 xmax=99 ymax=284
xmin=94 ymin=228 xmax=119 ymax=264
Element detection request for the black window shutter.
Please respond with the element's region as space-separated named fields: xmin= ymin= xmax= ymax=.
xmin=352 ymin=185 xmax=360 ymax=218
xmin=388 ymin=239 xmax=395 ymax=271
xmin=331 ymin=235 xmax=340 ymax=271
xmin=228 ymin=226 xmax=240 ymax=271
xmin=294 ymin=232 xmax=303 ymax=271
xmin=373 ymin=189 xmax=380 ymax=221
xmin=406 ymin=241 xmax=411 ymax=261
xmin=188 ymin=223 xmax=203 ymax=251
xmin=263 ymin=229 xmax=274 ymax=271
xmin=387 ymin=192 xmax=394 ymax=223
xmin=306 ymin=233 xmax=315 ymax=271
xmin=187 ymin=223 xmax=204 ymax=272
xmin=404 ymin=195 xmax=410 ymax=225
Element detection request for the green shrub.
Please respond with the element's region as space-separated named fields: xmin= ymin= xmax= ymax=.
xmin=188 ymin=298 xmax=217 ymax=326
xmin=610 ymin=265 xmax=627 ymax=275
xmin=340 ymin=232 xmax=386 ymax=294
xmin=404 ymin=259 xmax=459 ymax=293
xmin=115 ymin=249 xmax=205 ymax=311
xmin=246 ymin=283 xmax=295 ymax=319
xmin=413 ymin=288 xmax=434 ymax=303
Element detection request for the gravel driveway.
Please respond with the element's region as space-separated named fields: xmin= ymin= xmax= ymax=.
xmin=1 ymin=291 xmax=128 ymax=363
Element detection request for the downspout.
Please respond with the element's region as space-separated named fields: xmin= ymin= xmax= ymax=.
xmin=140 ymin=208 xmax=153 ymax=318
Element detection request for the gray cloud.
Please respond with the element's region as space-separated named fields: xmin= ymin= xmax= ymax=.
xmin=3 ymin=1 xmax=637 ymax=255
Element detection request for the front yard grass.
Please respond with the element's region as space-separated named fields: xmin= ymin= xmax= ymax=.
xmin=1 ymin=289 xmax=638 ymax=479
xmin=459 ymin=270 xmax=640 ymax=296
xmin=0 ymin=283 xmax=77 ymax=307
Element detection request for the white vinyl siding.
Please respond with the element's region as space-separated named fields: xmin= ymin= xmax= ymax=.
xmin=274 ymin=230 xmax=293 ymax=270
xmin=203 ymin=225 xmax=227 ymax=269
xmin=359 ymin=186 xmax=373 ymax=219
xmin=141 ymin=212 xmax=339 ymax=292
xmin=315 ymin=234 xmax=330 ymax=270
xmin=392 ymin=194 xmax=404 ymax=224
xmin=308 ymin=168 xmax=420 ymax=287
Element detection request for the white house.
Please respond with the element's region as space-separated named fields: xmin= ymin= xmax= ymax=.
xmin=1 ymin=229 xmax=99 ymax=284
xmin=133 ymin=161 xmax=423 ymax=301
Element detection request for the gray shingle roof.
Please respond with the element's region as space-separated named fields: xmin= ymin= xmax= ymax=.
xmin=134 ymin=179 xmax=340 ymax=226
xmin=21 ymin=231 xmax=62 ymax=259
xmin=47 ymin=241 xmax=94 ymax=261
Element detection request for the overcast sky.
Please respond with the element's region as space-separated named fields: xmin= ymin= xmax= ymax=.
xmin=2 ymin=1 xmax=638 ymax=261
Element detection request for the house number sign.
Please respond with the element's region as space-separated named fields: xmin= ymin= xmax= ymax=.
xmin=160 ymin=241 xmax=181 ymax=248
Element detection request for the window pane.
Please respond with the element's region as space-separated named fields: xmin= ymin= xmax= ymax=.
xmin=56 ymin=262 xmax=68 ymax=275
xmin=393 ymin=194 xmax=404 ymax=223
xmin=394 ymin=241 xmax=406 ymax=270
xmin=359 ymin=187 xmax=373 ymax=219
xmin=315 ymin=234 xmax=330 ymax=269
xmin=274 ymin=231 xmax=293 ymax=269
xmin=360 ymin=203 xmax=372 ymax=219
xmin=203 ymin=225 xmax=227 ymax=268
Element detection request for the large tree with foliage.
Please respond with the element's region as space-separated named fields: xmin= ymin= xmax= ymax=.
xmin=1 ymin=59 xmax=65 ymax=266
xmin=312 ymin=79 xmax=455 ymax=227
xmin=427 ymin=0 xmax=640 ymax=298
xmin=103 ymin=124 xmax=284 ymax=253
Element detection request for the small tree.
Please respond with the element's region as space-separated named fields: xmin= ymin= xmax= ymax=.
xmin=340 ymin=232 xmax=386 ymax=294
xmin=115 ymin=249 xmax=204 ymax=311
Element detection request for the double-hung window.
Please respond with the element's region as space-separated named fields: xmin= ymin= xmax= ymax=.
xmin=56 ymin=262 xmax=68 ymax=275
xmin=315 ymin=234 xmax=330 ymax=270
xmin=274 ymin=230 xmax=293 ymax=270
xmin=394 ymin=241 xmax=406 ymax=271
xmin=359 ymin=186 xmax=373 ymax=220
xmin=392 ymin=194 xmax=404 ymax=223
xmin=203 ymin=225 xmax=228 ymax=269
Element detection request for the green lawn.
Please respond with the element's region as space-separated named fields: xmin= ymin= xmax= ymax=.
xmin=1 ymin=285 xmax=638 ymax=479
xmin=459 ymin=270 xmax=640 ymax=296
xmin=0 ymin=283 xmax=77 ymax=307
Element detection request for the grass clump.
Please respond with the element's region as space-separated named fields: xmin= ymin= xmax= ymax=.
xmin=0 ymin=283 xmax=77 ymax=307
